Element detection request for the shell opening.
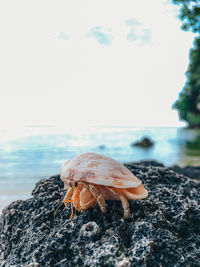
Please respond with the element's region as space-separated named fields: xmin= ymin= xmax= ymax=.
xmin=122 ymin=184 xmax=148 ymax=200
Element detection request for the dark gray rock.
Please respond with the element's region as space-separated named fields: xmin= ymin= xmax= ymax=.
xmin=79 ymin=221 xmax=100 ymax=240
xmin=131 ymin=137 xmax=154 ymax=148
xmin=170 ymin=165 xmax=200 ymax=180
xmin=126 ymin=160 xmax=164 ymax=168
xmin=0 ymin=164 xmax=200 ymax=267
xmin=98 ymin=145 xmax=106 ymax=150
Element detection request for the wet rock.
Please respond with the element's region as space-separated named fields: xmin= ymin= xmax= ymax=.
xmin=131 ymin=137 xmax=154 ymax=148
xmin=0 ymin=164 xmax=200 ymax=267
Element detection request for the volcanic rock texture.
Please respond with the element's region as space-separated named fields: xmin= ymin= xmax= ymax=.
xmin=0 ymin=163 xmax=200 ymax=266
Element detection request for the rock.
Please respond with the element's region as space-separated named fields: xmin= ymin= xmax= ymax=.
xmin=79 ymin=222 xmax=100 ymax=240
xmin=126 ymin=160 xmax=164 ymax=168
xmin=131 ymin=137 xmax=154 ymax=148
xmin=133 ymin=161 xmax=200 ymax=179
xmin=170 ymin=165 xmax=200 ymax=180
xmin=0 ymin=165 xmax=200 ymax=267
xmin=98 ymin=145 xmax=106 ymax=150
xmin=116 ymin=258 xmax=131 ymax=267
xmin=29 ymin=262 xmax=39 ymax=267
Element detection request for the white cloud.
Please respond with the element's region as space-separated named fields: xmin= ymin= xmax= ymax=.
xmin=58 ymin=32 xmax=70 ymax=40
xmin=126 ymin=25 xmax=151 ymax=45
xmin=87 ymin=26 xmax=112 ymax=45
xmin=125 ymin=19 xmax=141 ymax=27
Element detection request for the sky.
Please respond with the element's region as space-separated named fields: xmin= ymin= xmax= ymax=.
xmin=0 ymin=0 xmax=196 ymax=129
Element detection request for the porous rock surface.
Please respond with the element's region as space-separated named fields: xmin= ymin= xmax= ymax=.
xmin=170 ymin=165 xmax=200 ymax=180
xmin=0 ymin=163 xmax=200 ymax=267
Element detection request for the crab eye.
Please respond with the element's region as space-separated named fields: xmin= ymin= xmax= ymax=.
xmin=69 ymin=182 xmax=72 ymax=187
xmin=74 ymin=182 xmax=78 ymax=187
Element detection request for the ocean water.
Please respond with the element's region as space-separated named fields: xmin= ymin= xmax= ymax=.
xmin=0 ymin=125 xmax=200 ymax=212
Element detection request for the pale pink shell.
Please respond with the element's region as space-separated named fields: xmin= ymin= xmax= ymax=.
xmin=60 ymin=152 xmax=142 ymax=188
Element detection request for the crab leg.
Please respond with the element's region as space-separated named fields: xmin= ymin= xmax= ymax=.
xmin=109 ymin=188 xmax=130 ymax=219
xmin=88 ymin=184 xmax=107 ymax=213
xmin=72 ymin=183 xmax=83 ymax=211
xmin=63 ymin=187 xmax=74 ymax=207
xmin=80 ymin=185 xmax=96 ymax=211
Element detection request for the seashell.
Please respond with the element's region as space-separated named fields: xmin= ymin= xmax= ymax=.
xmin=60 ymin=152 xmax=148 ymax=219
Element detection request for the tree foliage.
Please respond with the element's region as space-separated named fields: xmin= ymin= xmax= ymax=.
xmin=173 ymin=0 xmax=200 ymax=32
xmin=173 ymin=0 xmax=200 ymax=127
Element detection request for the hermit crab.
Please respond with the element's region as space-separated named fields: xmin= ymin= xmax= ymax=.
xmin=60 ymin=152 xmax=148 ymax=219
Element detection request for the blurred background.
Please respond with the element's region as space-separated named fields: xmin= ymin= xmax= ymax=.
xmin=0 ymin=0 xmax=200 ymax=211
